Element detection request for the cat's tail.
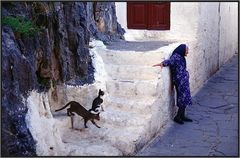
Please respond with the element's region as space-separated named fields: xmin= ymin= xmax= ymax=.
xmin=55 ymin=102 xmax=71 ymax=112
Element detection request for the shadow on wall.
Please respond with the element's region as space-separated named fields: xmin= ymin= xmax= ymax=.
xmin=106 ymin=40 xmax=175 ymax=52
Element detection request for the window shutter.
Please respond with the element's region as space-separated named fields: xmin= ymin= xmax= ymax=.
xmin=127 ymin=2 xmax=148 ymax=29
xmin=127 ymin=2 xmax=170 ymax=30
xmin=147 ymin=2 xmax=170 ymax=30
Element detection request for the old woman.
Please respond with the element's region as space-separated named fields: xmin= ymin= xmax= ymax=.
xmin=153 ymin=44 xmax=192 ymax=124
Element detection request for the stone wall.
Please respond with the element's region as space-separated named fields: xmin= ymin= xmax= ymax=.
xmin=116 ymin=2 xmax=238 ymax=94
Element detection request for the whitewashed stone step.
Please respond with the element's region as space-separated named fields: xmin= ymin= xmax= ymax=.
xmin=53 ymin=111 xmax=151 ymax=156
xmin=52 ymin=108 xmax=149 ymax=132
xmin=99 ymin=50 xmax=165 ymax=65
xmin=76 ymin=122 xmax=147 ymax=155
xmin=100 ymin=107 xmax=151 ymax=127
xmin=106 ymin=80 xmax=159 ymax=98
xmin=53 ymin=112 xmax=72 ymax=130
xmin=52 ymin=104 xmax=151 ymax=131
xmin=105 ymin=64 xmax=161 ymax=80
xmin=100 ymin=124 xmax=148 ymax=155
xmin=104 ymin=96 xmax=156 ymax=113
xmin=61 ymin=124 xmax=147 ymax=156
xmin=61 ymin=129 xmax=123 ymax=156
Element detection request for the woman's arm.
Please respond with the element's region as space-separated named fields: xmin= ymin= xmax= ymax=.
xmin=152 ymin=62 xmax=163 ymax=68
xmin=153 ymin=54 xmax=177 ymax=68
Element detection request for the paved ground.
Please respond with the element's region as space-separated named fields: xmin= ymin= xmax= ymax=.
xmin=137 ymin=55 xmax=238 ymax=156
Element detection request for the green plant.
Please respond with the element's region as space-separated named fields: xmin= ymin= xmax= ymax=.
xmin=2 ymin=16 xmax=43 ymax=37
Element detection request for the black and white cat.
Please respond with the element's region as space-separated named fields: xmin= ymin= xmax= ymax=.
xmin=89 ymin=89 xmax=104 ymax=113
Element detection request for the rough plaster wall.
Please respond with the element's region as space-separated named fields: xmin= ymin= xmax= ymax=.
xmin=189 ymin=2 xmax=238 ymax=94
xmin=25 ymin=91 xmax=68 ymax=156
xmin=189 ymin=2 xmax=220 ymax=93
xmin=219 ymin=2 xmax=238 ymax=66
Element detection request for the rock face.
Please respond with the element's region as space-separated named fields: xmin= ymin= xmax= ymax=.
xmin=1 ymin=2 xmax=125 ymax=156
xmin=88 ymin=2 xmax=125 ymax=43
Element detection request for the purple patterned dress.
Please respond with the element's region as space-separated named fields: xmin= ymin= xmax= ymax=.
xmin=162 ymin=51 xmax=192 ymax=108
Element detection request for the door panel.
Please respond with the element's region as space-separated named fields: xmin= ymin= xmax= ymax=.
xmin=127 ymin=2 xmax=170 ymax=30
xmin=127 ymin=2 xmax=147 ymax=29
xmin=148 ymin=2 xmax=170 ymax=30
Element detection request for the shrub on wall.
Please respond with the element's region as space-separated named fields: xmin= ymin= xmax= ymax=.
xmin=2 ymin=16 xmax=43 ymax=37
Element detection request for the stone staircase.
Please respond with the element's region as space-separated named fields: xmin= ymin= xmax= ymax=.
xmin=51 ymin=41 xmax=179 ymax=156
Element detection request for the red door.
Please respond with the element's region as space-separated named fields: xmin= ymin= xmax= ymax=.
xmin=127 ymin=2 xmax=170 ymax=30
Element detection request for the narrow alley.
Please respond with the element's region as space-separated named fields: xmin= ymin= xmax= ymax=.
xmin=137 ymin=54 xmax=238 ymax=156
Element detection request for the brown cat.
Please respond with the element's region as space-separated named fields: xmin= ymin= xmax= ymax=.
xmin=55 ymin=101 xmax=100 ymax=128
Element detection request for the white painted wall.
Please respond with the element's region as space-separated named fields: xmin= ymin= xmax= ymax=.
xmin=189 ymin=2 xmax=220 ymax=92
xmin=116 ymin=2 xmax=238 ymax=94
xmin=219 ymin=2 xmax=238 ymax=66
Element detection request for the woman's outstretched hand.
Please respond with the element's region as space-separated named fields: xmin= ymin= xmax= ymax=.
xmin=152 ymin=62 xmax=164 ymax=68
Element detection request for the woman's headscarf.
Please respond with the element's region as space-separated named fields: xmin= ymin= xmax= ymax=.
xmin=172 ymin=44 xmax=187 ymax=57
xmin=172 ymin=44 xmax=187 ymax=67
